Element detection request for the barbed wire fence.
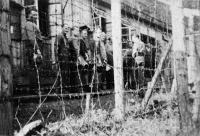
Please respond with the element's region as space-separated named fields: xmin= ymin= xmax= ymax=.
xmin=1 ymin=0 xmax=200 ymax=135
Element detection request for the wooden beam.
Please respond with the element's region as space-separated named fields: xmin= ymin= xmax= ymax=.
xmin=171 ymin=0 xmax=195 ymax=135
xmin=187 ymin=17 xmax=196 ymax=87
xmin=157 ymin=0 xmax=200 ymax=17
xmin=111 ymin=0 xmax=124 ymax=121
xmin=0 ymin=0 xmax=13 ymax=135
xmin=85 ymin=93 xmax=91 ymax=116
xmin=156 ymin=0 xmax=172 ymax=6
xmin=142 ymin=40 xmax=172 ymax=110
xmin=187 ymin=16 xmax=200 ymax=129
xmin=183 ymin=8 xmax=200 ymax=17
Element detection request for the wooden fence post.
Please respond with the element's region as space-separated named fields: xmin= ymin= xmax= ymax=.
xmin=187 ymin=16 xmax=200 ymax=124
xmin=111 ymin=0 xmax=124 ymax=121
xmin=0 ymin=0 xmax=13 ymax=135
xmin=85 ymin=93 xmax=91 ymax=116
xmin=187 ymin=15 xmax=200 ymax=130
xmin=171 ymin=0 xmax=194 ymax=135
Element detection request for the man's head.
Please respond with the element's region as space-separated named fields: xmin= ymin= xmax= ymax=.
xmin=131 ymin=29 xmax=137 ymax=37
xmin=26 ymin=7 xmax=38 ymax=22
xmin=80 ymin=29 xmax=88 ymax=39
xmin=71 ymin=26 xmax=79 ymax=37
xmin=92 ymin=27 xmax=102 ymax=41
xmin=62 ymin=24 xmax=70 ymax=36
xmin=100 ymin=32 xmax=106 ymax=41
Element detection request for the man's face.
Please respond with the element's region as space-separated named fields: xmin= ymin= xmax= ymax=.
xmin=30 ymin=10 xmax=38 ymax=21
xmin=100 ymin=33 xmax=106 ymax=41
xmin=72 ymin=27 xmax=79 ymax=36
xmin=131 ymin=30 xmax=137 ymax=37
xmin=81 ymin=30 xmax=87 ymax=39
xmin=63 ymin=26 xmax=69 ymax=35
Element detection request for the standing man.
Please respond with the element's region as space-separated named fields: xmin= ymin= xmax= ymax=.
xmin=88 ymin=28 xmax=107 ymax=91
xmin=79 ymin=26 xmax=90 ymax=91
xmin=22 ymin=7 xmax=42 ymax=93
xmin=105 ymin=37 xmax=114 ymax=89
xmin=69 ymin=26 xmax=82 ymax=92
xmin=54 ymin=24 xmax=70 ymax=92
xmin=99 ymin=32 xmax=107 ymax=90
xmin=131 ymin=31 xmax=146 ymax=88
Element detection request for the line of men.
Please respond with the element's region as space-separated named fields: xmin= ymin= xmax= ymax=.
xmin=54 ymin=24 xmax=113 ymax=93
xmin=22 ymin=8 xmax=146 ymax=93
xmin=55 ymin=24 xmax=147 ymax=92
xmin=22 ymin=8 xmax=113 ymax=93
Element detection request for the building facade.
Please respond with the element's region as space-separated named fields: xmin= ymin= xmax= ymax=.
xmin=10 ymin=0 xmax=177 ymax=90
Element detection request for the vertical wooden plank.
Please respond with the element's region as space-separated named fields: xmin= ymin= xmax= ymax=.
xmin=187 ymin=16 xmax=200 ymax=125
xmin=21 ymin=0 xmax=25 ymax=68
xmin=187 ymin=17 xmax=196 ymax=87
xmin=111 ymin=0 xmax=124 ymax=121
xmin=0 ymin=102 xmax=13 ymax=136
xmin=35 ymin=0 xmax=39 ymax=27
xmin=85 ymin=93 xmax=91 ymax=116
xmin=0 ymin=0 xmax=13 ymax=135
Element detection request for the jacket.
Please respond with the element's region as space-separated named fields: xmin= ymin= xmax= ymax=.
xmin=69 ymin=36 xmax=80 ymax=63
xmin=89 ymin=39 xmax=107 ymax=64
xmin=54 ymin=32 xmax=69 ymax=64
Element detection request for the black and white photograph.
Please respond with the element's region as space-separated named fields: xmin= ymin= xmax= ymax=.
xmin=0 ymin=0 xmax=200 ymax=135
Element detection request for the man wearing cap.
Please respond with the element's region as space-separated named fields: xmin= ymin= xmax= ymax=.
xmin=54 ymin=24 xmax=70 ymax=92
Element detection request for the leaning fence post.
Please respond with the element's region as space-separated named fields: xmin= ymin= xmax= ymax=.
xmin=142 ymin=41 xmax=172 ymax=110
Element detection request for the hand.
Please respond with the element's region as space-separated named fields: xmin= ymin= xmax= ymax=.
xmin=37 ymin=49 xmax=42 ymax=56
xmin=52 ymin=61 xmax=56 ymax=65
xmin=85 ymin=53 xmax=89 ymax=61
xmin=103 ymin=60 xmax=107 ymax=66
xmin=132 ymin=53 xmax=136 ymax=58
xmin=78 ymin=56 xmax=81 ymax=62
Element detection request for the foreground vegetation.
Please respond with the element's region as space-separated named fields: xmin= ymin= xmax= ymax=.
xmin=22 ymin=92 xmax=178 ymax=136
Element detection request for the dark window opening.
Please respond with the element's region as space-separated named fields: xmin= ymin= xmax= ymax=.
xmin=194 ymin=16 xmax=200 ymax=32
xmin=101 ymin=17 xmax=106 ymax=33
xmin=38 ymin=0 xmax=49 ymax=37
xmin=122 ymin=24 xmax=130 ymax=49
xmin=10 ymin=2 xmax=22 ymax=40
xmin=92 ymin=12 xmax=106 ymax=33
xmin=140 ymin=34 xmax=155 ymax=45
xmin=24 ymin=0 xmax=50 ymax=37
xmin=24 ymin=0 xmax=34 ymax=6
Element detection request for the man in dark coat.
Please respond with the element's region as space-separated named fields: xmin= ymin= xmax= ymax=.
xmin=22 ymin=8 xmax=42 ymax=93
xmin=88 ymin=28 xmax=107 ymax=91
xmin=79 ymin=27 xmax=90 ymax=91
xmin=54 ymin=24 xmax=70 ymax=92
xmin=69 ymin=26 xmax=82 ymax=92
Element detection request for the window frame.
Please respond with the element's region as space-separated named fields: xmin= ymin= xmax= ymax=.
xmin=92 ymin=11 xmax=107 ymax=33
xmin=10 ymin=1 xmax=23 ymax=40
xmin=121 ymin=24 xmax=131 ymax=49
